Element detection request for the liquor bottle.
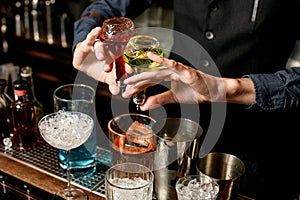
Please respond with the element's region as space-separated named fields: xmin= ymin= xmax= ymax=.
xmin=0 ymin=79 xmax=12 ymax=146
xmin=20 ymin=66 xmax=44 ymax=126
xmin=10 ymin=80 xmax=37 ymax=151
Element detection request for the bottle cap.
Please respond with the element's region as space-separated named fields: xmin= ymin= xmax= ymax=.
xmin=20 ymin=66 xmax=32 ymax=77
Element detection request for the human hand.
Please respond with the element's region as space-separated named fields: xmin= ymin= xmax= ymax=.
xmin=72 ymin=27 xmax=121 ymax=95
xmin=122 ymin=52 xmax=227 ymax=110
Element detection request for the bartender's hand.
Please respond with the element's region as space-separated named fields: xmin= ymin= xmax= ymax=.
xmin=122 ymin=52 xmax=255 ymax=110
xmin=72 ymin=27 xmax=120 ymax=95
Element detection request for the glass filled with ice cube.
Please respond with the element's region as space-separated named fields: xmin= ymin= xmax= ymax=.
xmin=176 ymin=174 xmax=219 ymax=200
xmin=105 ymin=162 xmax=154 ymax=200
xmin=38 ymin=111 xmax=94 ymax=199
xmin=107 ymin=113 xmax=156 ymax=170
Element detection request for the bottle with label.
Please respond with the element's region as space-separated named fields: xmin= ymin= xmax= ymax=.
xmin=10 ymin=80 xmax=37 ymax=151
xmin=0 ymin=79 xmax=12 ymax=146
xmin=20 ymin=66 xmax=44 ymax=143
xmin=20 ymin=66 xmax=44 ymax=124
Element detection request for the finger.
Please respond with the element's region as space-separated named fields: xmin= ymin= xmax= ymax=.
xmin=124 ymin=68 xmax=173 ymax=85
xmin=148 ymin=52 xmax=198 ymax=85
xmin=122 ymin=80 xmax=155 ymax=98
xmin=125 ymin=63 xmax=134 ymax=74
xmin=147 ymin=52 xmax=189 ymax=72
xmin=109 ymin=85 xmax=120 ymax=95
xmin=84 ymin=27 xmax=102 ymax=47
xmin=140 ymin=90 xmax=177 ymax=110
xmin=104 ymin=62 xmax=114 ymax=73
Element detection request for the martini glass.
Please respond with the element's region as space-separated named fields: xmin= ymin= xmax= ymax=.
xmin=123 ymin=35 xmax=164 ymax=109
xmin=38 ymin=111 xmax=94 ymax=199
xmin=100 ymin=17 xmax=136 ymax=90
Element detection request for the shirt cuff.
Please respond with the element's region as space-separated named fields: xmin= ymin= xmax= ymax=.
xmin=242 ymin=74 xmax=285 ymax=110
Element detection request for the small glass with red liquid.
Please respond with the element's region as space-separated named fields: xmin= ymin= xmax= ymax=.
xmin=100 ymin=17 xmax=136 ymax=90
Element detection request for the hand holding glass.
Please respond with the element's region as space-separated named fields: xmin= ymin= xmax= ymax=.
xmin=38 ymin=111 xmax=94 ymax=200
xmin=100 ymin=17 xmax=136 ymax=89
xmin=123 ymin=35 xmax=163 ymax=109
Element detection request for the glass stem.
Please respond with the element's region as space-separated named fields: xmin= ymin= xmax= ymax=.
xmin=66 ymin=149 xmax=72 ymax=196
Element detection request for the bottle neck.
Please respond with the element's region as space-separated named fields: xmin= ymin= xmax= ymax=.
xmin=21 ymin=75 xmax=37 ymax=100
xmin=14 ymin=89 xmax=27 ymax=101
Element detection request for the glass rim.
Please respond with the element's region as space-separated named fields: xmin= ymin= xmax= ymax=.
xmin=107 ymin=113 xmax=156 ymax=137
xmin=175 ymin=174 xmax=219 ymax=195
xmin=37 ymin=111 xmax=94 ymax=150
xmin=53 ymin=83 xmax=95 ymax=102
xmin=102 ymin=17 xmax=134 ymax=26
xmin=127 ymin=34 xmax=160 ymax=49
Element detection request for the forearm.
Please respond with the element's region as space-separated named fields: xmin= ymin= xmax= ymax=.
xmin=206 ymin=67 xmax=300 ymax=110
xmin=198 ymin=71 xmax=255 ymax=105
xmin=223 ymin=77 xmax=256 ymax=105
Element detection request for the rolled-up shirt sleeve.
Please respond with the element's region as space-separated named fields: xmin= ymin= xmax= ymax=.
xmin=244 ymin=67 xmax=300 ymax=111
xmin=72 ymin=0 xmax=152 ymax=52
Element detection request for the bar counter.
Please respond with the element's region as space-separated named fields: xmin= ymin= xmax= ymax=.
xmin=0 ymin=142 xmax=109 ymax=199
xmin=0 ymin=142 xmax=255 ymax=200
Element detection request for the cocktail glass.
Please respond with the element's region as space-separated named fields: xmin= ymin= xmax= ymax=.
xmin=123 ymin=35 xmax=164 ymax=110
xmin=100 ymin=17 xmax=136 ymax=90
xmin=38 ymin=111 xmax=94 ymax=199
xmin=53 ymin=84 xmax=96 ymax=177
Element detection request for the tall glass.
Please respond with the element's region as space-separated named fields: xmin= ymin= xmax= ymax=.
xmin=123 ymin=35 xmax=164 ymax=109
xmin=38 ymin=111 xmax=94 ymax=199
xmin=105 ymin=163 xmax=154 ymax=200
xmin=100 ymin=17 xmax=136 ymax=89
xmin=107 ymin=113 xmax=157 ymax=170
xmin=53 ymin=84 xmax=96 ymax=177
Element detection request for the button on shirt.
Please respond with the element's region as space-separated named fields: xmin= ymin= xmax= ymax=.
xmin=205 ymin=31 xmax=214 ymax=40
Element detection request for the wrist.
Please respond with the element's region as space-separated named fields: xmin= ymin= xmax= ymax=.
xmin=224 ymin=77 xmax=255 ymax=105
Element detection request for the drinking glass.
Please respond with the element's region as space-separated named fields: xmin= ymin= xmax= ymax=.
xmin=176 ymin=174 xmax=219 ymax=200
xmin=53 ymin=84 xmax=97 ymax=177
xmin=123 ymin=34 xmax=164 ymax=109
xmin=107 ymin=113 xmax=157 ymax=170
xmin=105 ymin=162 xmax=154 ymax=200
xmin=100 ymin=17 xmax=136 ymax=89
xmin=38 ymin=111 xmax=94 ymax=199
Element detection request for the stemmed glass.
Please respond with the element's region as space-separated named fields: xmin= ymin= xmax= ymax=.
xmin=100 ymin=17 xmax=136 ymax=90
xmin=123 ymin=35 xmax=164 ymax=109
xmin=38 ymin=111 xmax=94 ymax=200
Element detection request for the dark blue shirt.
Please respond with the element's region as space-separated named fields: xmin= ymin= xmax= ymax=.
xmin=246 ymin=67 xmax=300 ymax=110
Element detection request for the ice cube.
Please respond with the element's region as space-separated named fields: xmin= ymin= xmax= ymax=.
xmin=125 ymin=121 xmax=156 ymax=150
